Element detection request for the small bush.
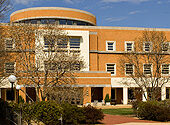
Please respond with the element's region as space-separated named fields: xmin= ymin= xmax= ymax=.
xmin=61 ymin=103 xmax=85 ymax=125
xmin=34 ymin=101 xmax=63 ymax=125
xmin=104 ymin=94 xmax=110 ymax=103
xmin=0 ymin=99 xmax=8 ymax=119
xmin=9 ymin=101 xmax=63 ymax=125
xmin=83 ymin=105 xmax=104 ymax=124
xmin=18 ymin=96 xmax=25 ymax=104
xmin=136 ymin=100 xmax=170 ymax=121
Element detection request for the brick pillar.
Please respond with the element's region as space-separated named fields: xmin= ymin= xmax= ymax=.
xmin=83 ymin=87 xmax=91 ymax=104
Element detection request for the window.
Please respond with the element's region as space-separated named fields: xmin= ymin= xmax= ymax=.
xmin=106 ymin=64 xmax=116 ymax=75
xmin=125 ymin=41 xmax=134 ymax=51
xmin=44 ymin=37 xmax=55 ymax=49
xmin=41 ymin=19 xmax=48 ymax=24
xmin=67 ymin=20 xmax=74 ymax=25
xmin=57 ymin=39 xmax=67 ymax=48
xmin=162 ymin=42 xmax=169 ymax=52
xmin=162 ymin=64 xmax=169 ymax=75
xmin=5 ymin=62 xmax=15 ymax=73
xmin=125 ymin=64 xmax=134 ymax=75
xmin=106 ymin=41 xmax=116 ymax=51
xmin=49 ymin=19 xmax=56 ymax=24
xmin=143 ymin=64 xmax=152 ymax=74
xmin=31 ymin=20 xmax=37 ymax=24
xmin=144 ymin=42 xmax=152 ymax=52
xmin=5 ymin=39 xmax=14 ymax=49
xmin=69 ymin=37 xmax=80 ymax=49
xmin=59 ymin=19 xmax=67 ymax=25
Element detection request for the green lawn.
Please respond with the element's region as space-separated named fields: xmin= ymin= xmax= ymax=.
xmin=102 ymin=108 xmax=134 ymax=116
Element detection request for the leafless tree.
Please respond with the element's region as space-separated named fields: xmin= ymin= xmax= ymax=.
xmin=119 ymin=31 xmax=170 ymax=101
xmin=5 ymin=23 xmax=85 ymax=102
xmin=0 ymin=0 xmax=11 ymax=21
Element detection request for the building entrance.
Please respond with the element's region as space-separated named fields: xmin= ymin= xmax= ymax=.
xmin=91 ymin=87 xmax=103 ymax=102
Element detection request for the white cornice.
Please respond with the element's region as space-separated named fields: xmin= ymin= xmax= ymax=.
xmin=10 ymin=7 xmax=96 ymax=18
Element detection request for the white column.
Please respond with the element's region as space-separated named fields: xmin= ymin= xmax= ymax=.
xmin=142 ymin=91 xmax=147 ymax=101
xmin=0 ymin=89 xmax=1 ymax=98
xmin=123 ymin=87 xmax=128 ymax=105
xmin=161 ymin=87 xmax=166 ymax=100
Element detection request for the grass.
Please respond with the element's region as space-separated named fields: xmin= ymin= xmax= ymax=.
xmin=102 ymin=108 xmax=134 ymax=116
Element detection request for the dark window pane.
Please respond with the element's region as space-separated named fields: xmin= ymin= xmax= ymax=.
xmin=31 ymin=20 xmax=37 ymax=24
xmin=67 ymin=20 xmax=73 ymax=25
xmin=70 ymin=38 xmax=80 ymax=49
xmin=59 ymin=19 xmax=66 ymax=25
xmin=77 ymin=21 xmax=86 ymax=26
xmin=49 ymin=19 xmax=56 ymax=24
xmin=41 ymin=19 xmax=48 ymax=24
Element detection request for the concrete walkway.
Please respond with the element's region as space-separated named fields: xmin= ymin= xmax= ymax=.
xmin=101 ymin=114 xmax=170 ymax=125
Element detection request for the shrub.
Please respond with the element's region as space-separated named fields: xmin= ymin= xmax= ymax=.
xmin=18 ymin=96 xmax=25 ymax=104
xmin=131 ymin=100 xmax=141 ymax=114
xmin=104 ymin=94 xmax=110 ymax=103
xmin=83 ymin=105 xmax=104 ymax=124
xmin=9 ymin=101 xmax=63 ymax=125
xmin=34 ymin=101 xmax=63 ymax=125
xmin=0 ymin=99 xmax=8 ymax=119
xmin=61 ymin=103 xmax=85 ymax=124
xmin=136 ymin=100 xmax=170 ymax=121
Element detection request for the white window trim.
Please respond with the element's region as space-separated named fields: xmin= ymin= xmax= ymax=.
xmin=125 ymin=41 xmax=134 ymax=52
xmin=125 ymin=63 xmax=134 ymax=76
xmin=5 ymin=38 xmax=15 ymax=50
xmin=143 ymin=41 xmax=152 ymax=52
xmin=143 ymin=63 xmax=152 ymax=75
xmin=161 ymin=64 xmax=170 ymax=76
xmin=106 ymin=63 xmax=116 ymax=76
xmin=106 ymin=41 xmax=116 ymax=51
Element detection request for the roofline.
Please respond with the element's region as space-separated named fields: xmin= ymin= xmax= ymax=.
xmin=10 ymin=7 xmax=96 ymax=18
xmin=1 ymin=23 xmax=170 ymax=31
xmin=60 ymin=25 xmax=170 ymax=31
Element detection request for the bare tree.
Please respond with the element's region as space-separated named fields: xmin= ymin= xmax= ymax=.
xmin=119 ymin=31 xmax=170 ymax=101
xmin=0 ymin=25 xmax=11 ymax=87
xmin=0 ymin=0 xmax=11 ymax=21
xmin=5 ymin=23 xmax=85 ymax=102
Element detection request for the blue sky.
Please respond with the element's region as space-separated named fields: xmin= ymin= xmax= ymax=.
xmin=7 ymin=0 xmax=170 ymax=28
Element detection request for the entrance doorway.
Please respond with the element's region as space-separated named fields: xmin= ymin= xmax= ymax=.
xmin=91 ymin=87 xmax=103 ymax=102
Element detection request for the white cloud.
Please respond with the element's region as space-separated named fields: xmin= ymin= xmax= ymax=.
xmin=105 ymin=17 xmax=127 ymax=22
xmin=101 ymin=0 xmax=149 ymax=3
xmin=64 ymin=0 xmax=85 ymax=4
xmin=64 ymin=0 xmax=74 ymax=4
xmin=14 ymin=0 xmax=39 ymax=5
xmin=129 ymin=10 xmax=141 ymax=15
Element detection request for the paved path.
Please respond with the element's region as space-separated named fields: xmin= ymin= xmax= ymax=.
xmin=100 ymin=114 xmax=170 ymax=125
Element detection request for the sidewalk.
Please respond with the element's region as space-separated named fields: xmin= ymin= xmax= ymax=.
xmin=101 ymin=114 xmax=170 ymax=125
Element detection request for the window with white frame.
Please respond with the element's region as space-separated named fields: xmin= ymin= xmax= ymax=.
xmin=106 ymin=64 xmax=116 ymax=75
xmin=162 ymin=64 xmax=169 ymax=75
xmin=125 ymin=64 xmax=134 ymax=75
xmin=143 ymin=64 xmax=152 ymax=74
xmin=144 ymin=42 xmax=152 ymax=52
xmin=5 ymin=62 xmax=15 ymax=73
xmin=162 ymin=42 xmax=169 ymax=52
xmin=69 ymin=37 xmax=80 ymax=49
xmin=44 ymin=36 xmax=80 ymax=50
xmin=5 ymin=39 xmax=14 ymax=49
xmin=106 ymin=41 xmax=116 ymax=51
xmin=125 ymin=41 xmax=134 ymax=51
